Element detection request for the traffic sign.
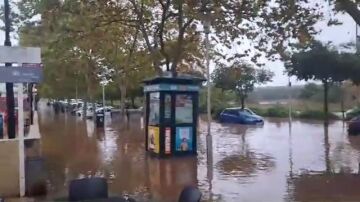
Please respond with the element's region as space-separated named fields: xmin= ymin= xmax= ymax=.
xmin=0 ymin=66 xmax=43 ymax=83
xmin=0 ymin=46 xmax=41 ymax=64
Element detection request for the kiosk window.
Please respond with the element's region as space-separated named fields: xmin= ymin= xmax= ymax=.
xmin=149 ymin=93 xmax=160 ymax=125
xmin=175 ymin=95 xmax=193 ymax=124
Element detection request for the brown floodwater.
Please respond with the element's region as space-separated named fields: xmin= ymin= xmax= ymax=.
xmin=37 ymin=103 xmax=360 ymax=202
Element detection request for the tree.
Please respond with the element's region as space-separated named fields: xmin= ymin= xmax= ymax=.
xmin=286 ymin=42 xmax=357 ymax=122
xmin=9 ymin=0 xmax=327 ymax=111
xmin=213 ymin=61 xmax=273 ymax=109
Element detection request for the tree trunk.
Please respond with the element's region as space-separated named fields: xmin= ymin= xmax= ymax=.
xmin=323 ymin=81 xmax=329 ymax=124
xmin=241 ymin=97 xmax=245 ymax=109
xmin=131 ymin=97 xmax=135 ymax=108
xmin=341 ymin=96 xmax=345 ymax=121
xmin=83 ymin=100 xmax=87 ymax=120
xmin=92 ymin=100 xmax=96 ymax=121
xmin=324 ymin=123 xmax=331 ymax=173
xmin=110 ymin=99 xmax=114 ymax=106
xmin=119 ymin=84 xmax=127 ymax=116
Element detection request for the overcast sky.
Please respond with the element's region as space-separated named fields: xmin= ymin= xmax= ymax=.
xmin=0 ymin=3 xmax=357 ymax=87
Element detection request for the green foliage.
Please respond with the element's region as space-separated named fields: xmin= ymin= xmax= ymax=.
xmin=252 ymin=107 xmax=339 ymax=120
xmin=267 ymin=107 xmax=289 ymax=118
xmin=212 ymin=60 xmax=273 ymax=108
xmin=297 ymin=110 xmax=339 ymax=120
xmin=199 ymin=88 xmax=237 ymax=118
xmin=288 ymin=42 xmax=347 ymax=83
xmin=298 ymin=83 xmax=343 ymax=103
xmin=287 ymin=41 xmax=360 ymax=120
xmin=9 ymin=0 xmax=333 ymax=102
xmin=252 ymin=106 xmax=288 ymax=118
xmin=299 ymin=83 xmax=322 ymax=99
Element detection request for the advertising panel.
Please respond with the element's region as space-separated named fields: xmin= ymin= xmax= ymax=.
xmin=175 ymin=95 xmax=193 ymax=124
xmin=149 ymin=93 xmax=160 ymax=125
xmin=148 ymin=126 xmax=160 ymax=153
xmin=175 ymin=127 xmax=193 ymax=152
xmin=165 ymin=127 xmax=171 ymax=154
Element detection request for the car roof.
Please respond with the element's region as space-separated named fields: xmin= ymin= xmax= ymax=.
xmin=224 ymin=107 xmax=251 ymax=111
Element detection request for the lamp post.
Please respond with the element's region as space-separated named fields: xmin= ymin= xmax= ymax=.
xmin=288 ymin=77 xmax=292 ymax=124
xmin=102 ymin=83 xmax=106 ymax=122
xmin=4 ymin=0 xmax=16 ymax=139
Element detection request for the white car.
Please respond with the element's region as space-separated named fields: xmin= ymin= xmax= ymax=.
xmin=96 ymin=106 xmax=113 ymax=115
xmin=76 ymin=106 xmax=93 ymax=117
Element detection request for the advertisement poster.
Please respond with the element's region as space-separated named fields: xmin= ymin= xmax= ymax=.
xmin=148 ymin=126 xmax=160 ymax=153
xmin=175 ymin=95 xmax=193 ymax=124
xmin=165 ymin=128 xmax=171 ymax=154
xmin=149 ymin=93 xmax=160 ymax=125
xmin=175 ymin=127 xmax=193 ymax=152
xmin=164 ymin=94 xmax=171 ymax=120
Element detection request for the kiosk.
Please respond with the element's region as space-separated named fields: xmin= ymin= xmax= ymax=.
xmin=143 ymin=73 xmax=205 ymax=157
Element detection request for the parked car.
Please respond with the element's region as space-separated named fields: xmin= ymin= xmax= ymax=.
xmin=70 ymin=102 xmax=83 ymax=115
xmin=219 ymin=108 xmax=264 ymax=125
xmin=76 ymin=106 xmax=93 ymax=117
xmin=348 ymin=116 xmax=360 ymax=135
xmin=95 ymin=106 xmax=113 ymax=116
xmin=346 ymin=107 xmax=360 ymax=120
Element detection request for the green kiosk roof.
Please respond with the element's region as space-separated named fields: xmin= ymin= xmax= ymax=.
xmin=143 ymin=73 xmax=206 ymax=92
xmin=143 ymin=73 xmax=206 ymax=85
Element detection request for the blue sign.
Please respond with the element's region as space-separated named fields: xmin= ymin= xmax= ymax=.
xmin=0 ymin=66 xmax=43 ymax=83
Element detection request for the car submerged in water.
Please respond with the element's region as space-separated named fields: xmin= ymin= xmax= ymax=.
xmin=219 ymin=108 xmax=264 ymax=125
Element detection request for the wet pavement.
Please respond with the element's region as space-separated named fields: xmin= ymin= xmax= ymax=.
xmin=38 ymin=103 xmax=360 ymax=202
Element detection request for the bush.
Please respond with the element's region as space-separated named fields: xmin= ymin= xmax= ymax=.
xmin=251 ymin=106 xmax=288 ymax=118
xmin=297 ymin=110 xmax=339 ymax=120
xmin=251 ymin=107 xmax=267 ymax=116
xmin=266 ymin=106 xmax=288 ymax=118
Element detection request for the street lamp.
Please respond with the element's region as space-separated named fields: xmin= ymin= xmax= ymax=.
xmin=202 ymin=2 xmax=213 ymax=166
xmin=288 ymin=76 xmax=292 ymax=124
xmin=4 ymin=0 xmax=16 ymax=139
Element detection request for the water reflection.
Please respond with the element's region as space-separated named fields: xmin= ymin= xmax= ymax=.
xmin=38 ymin=103 xmax=360 ymax=202
xmin=216 ymin=153 xmax=275 ymax=179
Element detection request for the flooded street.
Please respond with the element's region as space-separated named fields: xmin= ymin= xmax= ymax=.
xmin=38 ymin=103 xmax=360 ymax=202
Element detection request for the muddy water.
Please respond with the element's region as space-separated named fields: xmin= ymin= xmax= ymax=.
xmin=38 ymin=104 xmax=360 ymax=202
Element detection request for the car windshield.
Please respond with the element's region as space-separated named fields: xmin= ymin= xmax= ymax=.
xmin=238 ymin=109 xmax=254 ymax=116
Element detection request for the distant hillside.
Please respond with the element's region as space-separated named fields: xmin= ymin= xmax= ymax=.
xmin=249 ymin=85 xmax=303 ymax=101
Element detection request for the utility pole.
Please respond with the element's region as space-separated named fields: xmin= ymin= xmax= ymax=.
xmin=4 ymin=0 xmax=16 ymax=139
